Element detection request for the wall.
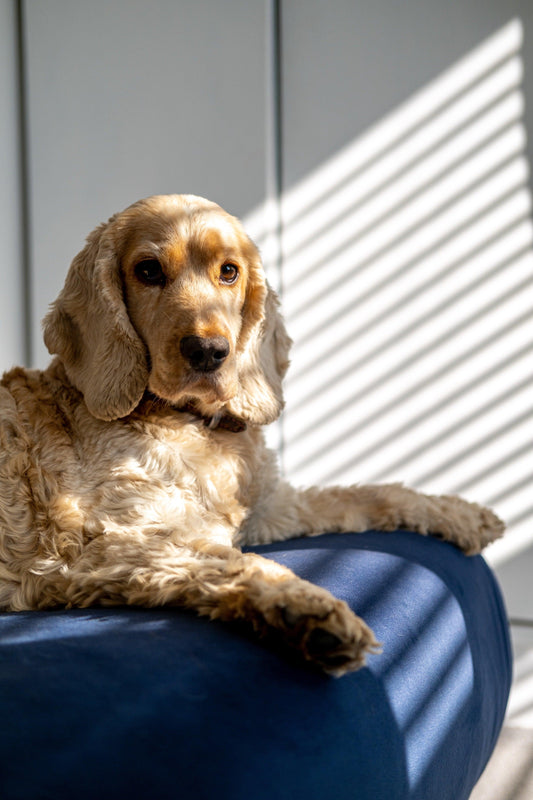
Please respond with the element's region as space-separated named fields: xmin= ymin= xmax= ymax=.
xmin=278 ymin=1 xmax=533 ymax=623
xmin=2 ymin=0 xmax=533 ymax=623
xmin=0 ymin=0 xmax=25 ymax=367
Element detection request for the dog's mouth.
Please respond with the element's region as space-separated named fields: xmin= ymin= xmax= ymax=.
xmin=147 ymin=360 xmax=237 ymax=408
xmin=182 ymin=369 xmax=234 ymax=401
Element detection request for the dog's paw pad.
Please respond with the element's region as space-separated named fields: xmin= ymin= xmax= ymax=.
xmin=271 ymin=585 xmax=379 ymax=676
xmin=306 ymin=628 xmax=343 ymax=656
xmin=301 ymin=612 xmax=380 ymax=676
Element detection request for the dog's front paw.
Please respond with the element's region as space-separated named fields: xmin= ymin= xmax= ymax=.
xmin=275 ymin=589 xmax=380 ymax=676
xmin=302 ymin=608 xmax=380 ymax=676
xmin=430 ymin=496 xmax=505 ymax=555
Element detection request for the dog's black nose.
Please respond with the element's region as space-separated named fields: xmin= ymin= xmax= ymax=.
xmin=180 ymin=335 xmax=230 ymax=372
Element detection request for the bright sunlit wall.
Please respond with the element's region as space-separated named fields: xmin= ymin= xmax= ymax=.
xmin=246 ymin=16 xmax=533 ymax=621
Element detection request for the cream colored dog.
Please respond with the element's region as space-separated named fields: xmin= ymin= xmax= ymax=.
xmin=0 ymin=194 xmax=504 ymax=675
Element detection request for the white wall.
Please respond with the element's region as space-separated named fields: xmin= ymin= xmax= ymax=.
xmin=2 ymin=0 xmax=533 ymax=620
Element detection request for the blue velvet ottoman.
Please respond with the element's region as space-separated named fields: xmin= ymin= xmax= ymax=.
xmin=0 ymin=531 xmax=511 ymax=800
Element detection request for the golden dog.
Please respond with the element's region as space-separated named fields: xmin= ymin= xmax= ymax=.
xmin=0 ymin=194 xmax=504 ymax=675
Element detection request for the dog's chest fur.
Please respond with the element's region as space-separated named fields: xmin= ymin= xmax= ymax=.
xmin=78 ymin=413 xmax=257 ymax=546
xmin=0 ymin=366 xmax=266 ymax=570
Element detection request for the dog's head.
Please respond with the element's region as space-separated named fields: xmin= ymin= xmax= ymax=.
xmin=43 ymin=194 xmax=291 ymax=426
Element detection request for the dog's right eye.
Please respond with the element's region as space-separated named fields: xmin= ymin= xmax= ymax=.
xmin=134 ymin=259 xmax=166 ymax=286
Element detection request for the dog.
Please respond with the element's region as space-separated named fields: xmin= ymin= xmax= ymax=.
xmin=0 ymin=194 xmax=504 ymax=675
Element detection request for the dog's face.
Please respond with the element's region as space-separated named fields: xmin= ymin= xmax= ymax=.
xmin=119 ymin=196 xmax=260 ymax=410
xmin=43 ymin=194 xmax=291 ymax=425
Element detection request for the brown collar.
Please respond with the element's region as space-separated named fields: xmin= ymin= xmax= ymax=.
xmin=178 ymin=401 xmax=247 ymax=433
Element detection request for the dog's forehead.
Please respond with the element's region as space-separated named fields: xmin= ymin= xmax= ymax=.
xmin=122 ymin=201 xmax=249 ymax=263
xmin=184 ymin=211 xmax=246 ymax=260
xmin=189 ymin=209 xmax=239 ymax=244
xmin=170 ymin=211 xmax=244 ymax=263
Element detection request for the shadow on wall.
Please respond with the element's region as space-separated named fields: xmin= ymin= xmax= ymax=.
xmin=246 ymin=18 xmax=533 ymax=572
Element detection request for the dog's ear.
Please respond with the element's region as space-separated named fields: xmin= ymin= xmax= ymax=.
xmin=43 ymin=218 xmax=148 ymax=420
xmin=227 ymin=255 xmax=292 ymax=427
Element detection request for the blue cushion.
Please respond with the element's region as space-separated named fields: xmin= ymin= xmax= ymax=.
xmin=0 ymin=531 xmax=511 ymax=800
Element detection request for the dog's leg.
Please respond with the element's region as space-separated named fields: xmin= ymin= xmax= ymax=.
xmin=56 ymin=535 xmax=379 ymax=676
xmin=242 ymin=482 xmax=504 ymax=554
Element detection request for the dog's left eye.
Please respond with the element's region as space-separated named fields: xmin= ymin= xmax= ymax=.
xmin=219 ymin=263 xmax=239 ymax=285
xmin=134 ymin=259 xmax=166 ymax=287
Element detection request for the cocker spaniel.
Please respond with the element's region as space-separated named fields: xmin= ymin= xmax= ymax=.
xmin=0 ymin=194 xmax=504 ymax=675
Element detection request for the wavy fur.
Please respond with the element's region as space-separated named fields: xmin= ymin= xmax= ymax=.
xmin=0 ymin=194 xmax=504 ymax=675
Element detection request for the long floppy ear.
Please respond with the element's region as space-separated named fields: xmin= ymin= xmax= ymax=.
xmin=227 ymin=270 xmax=292 ymax=427
xmin=43 ymin=218 xmax=149 ymax=420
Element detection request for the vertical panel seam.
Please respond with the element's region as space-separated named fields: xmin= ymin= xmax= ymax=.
xmin=272 ymin=0 xmax=283 ymax=243
xmin=266 ymin=0 xmax=286 ymax=469
xmin=15 ymin=0 xmax=32 ymax=367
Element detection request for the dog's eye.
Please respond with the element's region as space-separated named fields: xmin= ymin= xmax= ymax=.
xmin=219 ymin=263 xmax=239 ymax=285
xmin=134 ymin=259 xmax=166 ymax=286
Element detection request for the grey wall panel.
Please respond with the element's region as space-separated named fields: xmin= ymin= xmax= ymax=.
xmin=281 ymin=0 xmax=533 ymax=194
xmin=24 ymin=0 xmax=270 ymax=366
xmin=0 ymin=0 xmax=25 ymax=370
